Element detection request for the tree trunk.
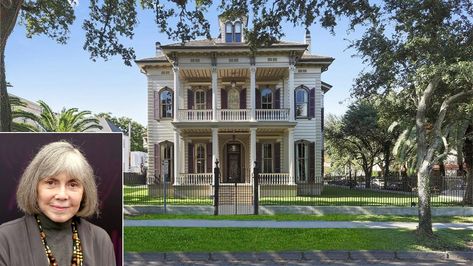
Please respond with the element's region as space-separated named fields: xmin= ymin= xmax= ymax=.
xmin=415 ymin=79 xmax=439 ymax=237
xmin=0 ymin=0 xmax=23 ymax=132
xmin=463 ymin=125 xmax=473 ymax=205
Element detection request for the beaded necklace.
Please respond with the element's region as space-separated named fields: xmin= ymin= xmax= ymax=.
xmin=34 ymin=215 xmax=83 ymax=266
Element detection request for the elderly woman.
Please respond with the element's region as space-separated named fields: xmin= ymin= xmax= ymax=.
xmin=0 ymin=141 xmax=116 ymax=266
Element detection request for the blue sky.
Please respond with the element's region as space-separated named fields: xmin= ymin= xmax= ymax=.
xmin=6 ymin=4 xmax=364 ymax=126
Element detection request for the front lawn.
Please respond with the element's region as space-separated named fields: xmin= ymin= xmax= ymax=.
xmin=124 ymin=227 xmax=473 ymax=252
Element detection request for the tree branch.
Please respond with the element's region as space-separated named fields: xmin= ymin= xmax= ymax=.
xmin=0 ymin=0 xmax=12 ymax=8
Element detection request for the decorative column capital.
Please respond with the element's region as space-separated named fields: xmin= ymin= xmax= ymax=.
xmin=173 ymin=66 xmax=180 ymax=73
xmin=250 ymin=66 xmax=256 ymax=73
xmin=289 ymin=65 xmax=296 ymax=72
xmin=211 ymin=66 xmax=217 ymax=73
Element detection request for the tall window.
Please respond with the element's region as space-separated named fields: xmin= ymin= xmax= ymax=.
xmin=161 ymin=143 xmax=173 ymax=182
xmin=295 ymin=88 xmax=308 ymax=117
xmin=296 ymin=142 xmax=309 ymax=182
xmin=261 ymin=88 xmax=273 ymax=109
xmin=262 ymin=143 xmax=273 ymax=173
xmin=225 ymin=21 xmax=242 ymax=43
xmin=195 ymin=144 xmax=206 ymax=173
xmin=228 ymin=88 xmax=240 ymax=109
xmin=225 ymin=22 xmax=233 ymax=42
xmin=234 ymin=22 xmax=242 ymax=42
xmin=160 ymin=89 xmax=173 ymax=118
xmin=195 ymin=90 xmax=206 ymax=109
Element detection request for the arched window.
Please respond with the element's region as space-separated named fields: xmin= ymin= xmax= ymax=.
xmin=234 ymin=22 xmax=242 ymax=42
xmin=261 ymin=88 xmax=273 ymax=109
xmin=295 ymin=87 xmax=309 ymax=117
xmin=296 ymin=141 xmax=309 ymax=183
xmin=228 ymin=88 xmax=240 ymax=109
xmin=194 ymin=90 xmax=206 ymax=110
xmin=160 ymin=89 xmax=173 ymax=118
xmin=195 ymin=143 xmax=206 ymax=173
xmin=225 ymin=22 xmax=233 ymax=43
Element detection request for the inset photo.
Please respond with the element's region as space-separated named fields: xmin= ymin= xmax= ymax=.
xmin=0 ymin=133 xmax=122 ymax=266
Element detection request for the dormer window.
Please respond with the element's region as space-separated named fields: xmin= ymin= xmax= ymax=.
xmin=225 ymin=21 xmax=242 ymax=43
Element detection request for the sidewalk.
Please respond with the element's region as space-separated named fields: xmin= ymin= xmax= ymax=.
xmin=124 ymin=219 xmax=473 ymax=230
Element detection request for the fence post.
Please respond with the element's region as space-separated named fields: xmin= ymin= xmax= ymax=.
xmin=214 ymin=159 xmax=220 ymax=215
xmin=253 ymin=161 xmax=259 ymax=215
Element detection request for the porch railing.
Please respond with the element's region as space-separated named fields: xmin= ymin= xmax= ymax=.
xmin=218 ymin=109 xmax=250 ymax=121
xmin=256 ymin=109 xmax=289 ymax=121
xmin=177 ymin=109 xmax=213 ymax=121
xmin=177 ymin=173 xmax=213 ymax=185
xmin=259 ymin=173 xmax=291 ymax=185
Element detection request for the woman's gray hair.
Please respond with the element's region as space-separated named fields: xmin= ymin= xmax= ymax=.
xmin=16 ymin=141 xmax=98 ymax=217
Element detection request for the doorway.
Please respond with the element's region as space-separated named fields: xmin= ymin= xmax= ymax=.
xmin=226 ymin=143 xmax=242 ymax=183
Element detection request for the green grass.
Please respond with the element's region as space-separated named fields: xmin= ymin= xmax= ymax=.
xmin=124 ymin=213 xmax=473 ymax=223
xmin=124 ymin=227 xmax=473 ymax=252
xmin=124 ymin=185 xmax=463 ymax=206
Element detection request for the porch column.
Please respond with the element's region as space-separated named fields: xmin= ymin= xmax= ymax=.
xmin=212 ymin=127 xmax=219 ymax=185
xmin=173 ymin=129 xmax=180 ymax=185
xmin=288 ymin=128 xmax=295 ymax=184
xmin=288 ymin=65 xmax=295 ymax=122
xmin=173 ymin=66 xmax=180 ymax=122
xmin=211 ymin=67 xmax=218 ymax=121
xmin=250 ymin=127 xmax=257 ymax=185
xmin=250 ymin=66 xmax=256 ymax=121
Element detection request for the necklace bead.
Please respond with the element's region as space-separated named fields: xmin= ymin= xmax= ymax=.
xmin=35 ymin=215 xmax=83 ymax=266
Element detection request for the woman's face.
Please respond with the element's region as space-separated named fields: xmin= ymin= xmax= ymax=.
xmin=37 ymin=172 xmax=84 ymax=223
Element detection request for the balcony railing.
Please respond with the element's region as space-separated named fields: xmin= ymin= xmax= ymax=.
xmin=178 ymin=109 xmax=213 ymax=121
xmin=176 ymin=109 xmax=290 ymax=122
xmin=256 ymin=109 xmax=290 ymax=121
xmin=259 ymin=173 xmax=291 ymax=185
xmin=218 ymin=109 xmax=251 ymax=121
xmin=177 ymin=173 xmax=213 ymax=185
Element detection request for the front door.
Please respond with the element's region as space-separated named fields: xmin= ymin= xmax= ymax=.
xmin=226 ymin=143 xmax=241 ymax=183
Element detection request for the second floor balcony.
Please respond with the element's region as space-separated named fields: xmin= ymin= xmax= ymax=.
xmin=177 ymin=108 xmax=290 ymax=122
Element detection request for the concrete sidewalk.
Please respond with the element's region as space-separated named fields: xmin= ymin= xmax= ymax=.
xmin=124 ymin=219 xmax=473 ymax=230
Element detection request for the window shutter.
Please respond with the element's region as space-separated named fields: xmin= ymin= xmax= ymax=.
xmin=221 ymin=89 xmax=227 ymax=109
xmin=154 ymin=91 xmax=159 ymax=120
xmin=321 ymin=107 xmax=325 ymax=131
xmin=274 ymin=142 xmax=281 ymax=173
xmin=188 ymin=143 xmax=194 ymax=173
xmin=240 ymin=88 xmax=246 ymax=109
xmin=206 ymin=142 xmax=212 ymax=173
xmin=256 ymin=88 xmax=261 ymax=109
xmin=256 ymin=143 xmax=262 ymax=172
xmin=294 ymin=143 xmax=297 ymax=183
xmin=187 ymin=89 xmax=193 ymax=109
xmin=154 ymin=143 xmax=160 ymax=179
xmin=309 ymin=142 xmax=315 ymax=183
xmin=309 ymin=88 xmax=316 ymax=118
xmin=274 ymin=88 xmax=281 ymax=109
xmin=206 ymin=89 xmax=212 ymax=109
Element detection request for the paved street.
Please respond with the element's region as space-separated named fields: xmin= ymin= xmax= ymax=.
xmin=124 ymin=251 xmax=473 ymax=265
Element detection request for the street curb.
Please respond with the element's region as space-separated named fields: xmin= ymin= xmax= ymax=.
xmin=124 ymin=251 xmax=473 ymax=262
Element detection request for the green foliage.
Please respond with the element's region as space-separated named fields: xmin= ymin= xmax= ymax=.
xmin=9 ymin=95 xmax=39 ymax=132
xmin=97 ymin=112 xmax=147 ymax=151
xmin=34 ymin=100 xmax=102 ymax=132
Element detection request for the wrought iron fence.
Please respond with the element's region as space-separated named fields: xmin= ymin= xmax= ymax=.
xmin=124 ymin=174 xmax=471 ymax=207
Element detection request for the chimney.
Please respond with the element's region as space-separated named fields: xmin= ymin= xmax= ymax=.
xmin=304 ymin=29 xmax=311 ymax=55
xmin=155 ymin=41 xmax=162 ymax=57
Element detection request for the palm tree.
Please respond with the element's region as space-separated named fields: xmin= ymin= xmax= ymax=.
xmin=35 ymin=100 xmax=102 ymax=132
xmin=9 ymin=96 xmax=39 ymax=132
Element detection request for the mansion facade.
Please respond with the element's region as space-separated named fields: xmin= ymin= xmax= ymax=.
xmin=136 ymin=15 xmax=333 ymax=195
